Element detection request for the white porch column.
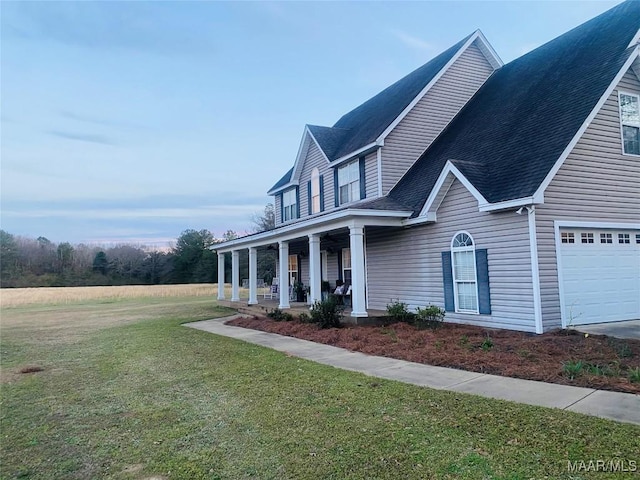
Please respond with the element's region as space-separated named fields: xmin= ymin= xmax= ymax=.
xmin=231 ymin=250 xmax=240 ymax=302
xmin=278 ymin=241 xmax=290 ymax=309
xmin=349 ymin=225 xmax=368 ymax=317
xmin=217 ymin=252 xmax=225 ymax=300
xmin=308 ymin=234 xmax=321 ymax=305
xmin=248 ymin=247 xmax=258 ymax=305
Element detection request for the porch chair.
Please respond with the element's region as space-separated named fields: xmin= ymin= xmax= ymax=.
xmin=263 ymin=277 xmax=279 ymax=300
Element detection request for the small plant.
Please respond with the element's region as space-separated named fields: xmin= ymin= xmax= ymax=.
xmin=628 ymin=367 xmax=640 ymax=383
xmin=298 ymin=312 xmax=311 ymax=323
xmin=386 ymin=300 xmax=415 ymax=324
xmin=434 ymin=340 xmax=444 ymax=350
xmin=585 ymin=363 xmax=605 ymax=376
xmin=608 ymin=339 xmax=633 ymax=359
xmin=480 ymin=335 xmax=493 ymax=352
xmin=415 ymin=305 xmax=445 ymax=329
xmin=267 ymin=308 xmax=293 ymax=322
xmin=381 ymin=327 xmax=398 ymax=342
xmin=459 ymin=335 xmax=469 ymax=346
xmin=562 ymin=360 xmax=584 ymax=380
xmin=310 ymin=297 xmax=344 ymax=329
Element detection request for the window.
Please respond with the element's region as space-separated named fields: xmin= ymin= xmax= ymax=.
xmin=288 ymin=255 xmax=298 ymax=285
xmin=618 ymin=233 xmax=630 ymax=244
xmin=561 ymin=232 xmax=575 ymax=244
xmin=338 ymin=160 xmax=360 ymax=205
xmin=311 ymin=168 xmax=321 ymax=214
xmin=282 ymin=189 xmax=297 ymax=222
xmin=600 ymin=233 xmax=613 ymax=244
xmin=581 ymin=233 xmax=594 ymax=244
xmin=619 ymin=92 xmax=640 ymax=155
xmin=451 ymin=232 xmax=478 ymax=314
xmin=341 ymin=248 xmax=352 ymax=284
xmin=636 ymin=234 xmax=640 ymax=244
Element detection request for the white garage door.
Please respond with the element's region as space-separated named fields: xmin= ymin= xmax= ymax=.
xmin=559 ymin=228 xmax=640 ymax=325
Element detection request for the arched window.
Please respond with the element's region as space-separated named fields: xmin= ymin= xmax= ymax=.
xmin=451 ymin=232 xmax=478 ymax=313
xmin=311 ymin=167 xmax=321 ymax=213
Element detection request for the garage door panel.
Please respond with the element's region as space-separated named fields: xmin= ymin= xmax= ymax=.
xmin=560 ymin=228 xmax=640 ymax=325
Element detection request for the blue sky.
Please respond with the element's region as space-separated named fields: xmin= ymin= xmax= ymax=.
xmin=1 ymin=0 xmax=622 ymax=246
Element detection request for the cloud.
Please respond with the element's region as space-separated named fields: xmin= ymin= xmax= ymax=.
xmin=48 ymin=130 xmax=116 ymax=145
xmin=59 ymin=110 xmax=143 ymax=130
xmin=389 ymin=29 xmax=435 ymax=53
xmin=2 ymin=2 xmax=215 ymax=55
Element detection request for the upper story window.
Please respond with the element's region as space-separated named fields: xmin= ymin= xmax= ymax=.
xmin=338 ymin=160 xmax=360 ymax=205
xmin=451 ymin=232 xmax=478 ymax=314
xmin=282 ymin=188 xmax=298 ymax=222
xmin=619 ymin=92 xmax=640 ymax=155
xmin=311 ymin=168 xmax=321 ymax=214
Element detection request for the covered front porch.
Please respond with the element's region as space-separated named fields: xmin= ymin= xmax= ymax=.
xmin=214 ymin=209 xmax=410 ymax=319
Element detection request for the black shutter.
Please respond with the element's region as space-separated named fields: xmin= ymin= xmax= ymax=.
xmin=307 ymin=181 xmax=312 ymax=216
xmin=295 ymin=187 xmax=300 ymax=219
xmin=441 ymin=251 xmax=454 ymax=312
xmin=278 ymin=192 xmax=283 ymax=223
xmin=475 ymin=248 xmax=491 ymax=314
xmin=333 ymin=168 xmax=339 ymax=207
xmin=319 ymin=175 xmax=325 ymax=212
xmin=337 ymin=249 xmax=343 ymax=282
xmin=359 ymin=156 xmax=366 ymax=200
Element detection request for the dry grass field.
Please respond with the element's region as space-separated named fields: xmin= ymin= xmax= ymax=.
xmin=0 ymin=283 xmax=253 ymax=308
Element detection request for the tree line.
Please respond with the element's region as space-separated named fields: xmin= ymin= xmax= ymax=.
xmin=0 ymin=204 xmax=276 ymax=288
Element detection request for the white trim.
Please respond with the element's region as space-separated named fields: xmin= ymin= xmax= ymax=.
xmin=403 ymin=213 xmax=437 ymax=226
xmin=419 ymin=161 xmax=488 ymax=218
xmin=328 ymin=142 xmax=380 ymax=168
xmin=215 ymin=208 xmax=413 ymax=252
xmin=376 ymin=148 xmax=383 ymax=197
xmin=479 ymin=195 xmax=543 ymax=212
xmin=376 ymin=31 xmax=501 ymax=144
xmin=554 ymin=222 xmax=566 ymax=328
xmin=364 ymin=228 xmax=369 ymax=310
xmin=526 ymin=206 xmax=543 ymax=334
xmin=534 ymin=47 xmax=640 ymax=199
xmin=555 ymin=220 xmax=640 ymax=230
xmin=628 ymin=28 xmax=640 ymax=48
xmin=553 ymin=220 xmax=640 ymax=328
xmin=617 ymin=90 xmax=640 ymax=157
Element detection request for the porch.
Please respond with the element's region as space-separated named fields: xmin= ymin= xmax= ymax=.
xmin=217 ymin=296 xmax=388 ymax=326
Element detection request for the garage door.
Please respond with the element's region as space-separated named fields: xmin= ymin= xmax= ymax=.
xmin=559 ymin=228 xmax=640 ymax=325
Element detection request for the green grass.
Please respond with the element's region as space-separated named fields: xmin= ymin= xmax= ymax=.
xmin=1 ymin=297 xmax=639 ymax=479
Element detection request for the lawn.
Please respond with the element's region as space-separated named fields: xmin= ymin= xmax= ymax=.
xmin=1 ymin=287 xmax=638 ymax=479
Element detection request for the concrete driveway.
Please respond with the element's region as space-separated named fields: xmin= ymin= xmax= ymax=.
xmin=576 ymin=319 xmax=640 ymax=340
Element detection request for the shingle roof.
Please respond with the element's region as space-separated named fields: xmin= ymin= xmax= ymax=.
xmin=329 ymin=33 xmax=474 ymax=160
xmin=389 ymin=0 xmax=640 ymax=214
xmin=269 ymin=167 xmax=294 ymax=192
xmin=269 ymin=34 xmax=474 ymax=193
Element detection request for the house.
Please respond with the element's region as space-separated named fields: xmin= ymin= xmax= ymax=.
xmin=215 ymin=1 xmax=640 ymax=333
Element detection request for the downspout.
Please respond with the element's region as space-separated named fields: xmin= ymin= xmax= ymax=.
xmin=520 ymin=206 xmax=544 ymax=334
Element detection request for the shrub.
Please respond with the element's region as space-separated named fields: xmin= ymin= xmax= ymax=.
xmin=415 ymin=305 xmax=445 ymax=329
xmin=267 ymin=308 xmax=293 ymax=322
xmin=628 ymin=367 xmax=640 ymax=383
xmin=298 ymin=312 xmax=312 ymax=323
xmin=310 ymin=298 xmax=343 ymax=329
xmin=480 ymin=335 xmax=493 ymax=352
xmin=562 ymin=360 xmax=584 ymax=380
xmin=386 ymin=301 xmax=415 ymax=324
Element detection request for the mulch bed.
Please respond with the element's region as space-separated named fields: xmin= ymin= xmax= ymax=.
xmin=227 ymin=316 xmax=640 ymax=394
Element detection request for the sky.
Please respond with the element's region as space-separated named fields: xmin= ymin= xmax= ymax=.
xmin=1 ymin=0 xmax=624 ymax=247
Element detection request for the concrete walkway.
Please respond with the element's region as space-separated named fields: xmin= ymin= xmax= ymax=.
xmin=576 ymin=319 xmax=640 ymax=340
xmin=184 ymin=315 xmax=640 ymax=426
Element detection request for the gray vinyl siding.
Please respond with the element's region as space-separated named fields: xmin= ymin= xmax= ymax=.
xmin=366 ymin=179 xmax=537 ymax=332
xmin=535 ymin=68 xmax=640 ymax=331
xmin=326 ymin=251 xmax=340 ymax=286
xmin=364 ymin=151 xmax=379 ymax=199
xmin=381 ymin=41 xmax=495 ymax=195
xmin=298 ymin=140 xmax=328 ymax=220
